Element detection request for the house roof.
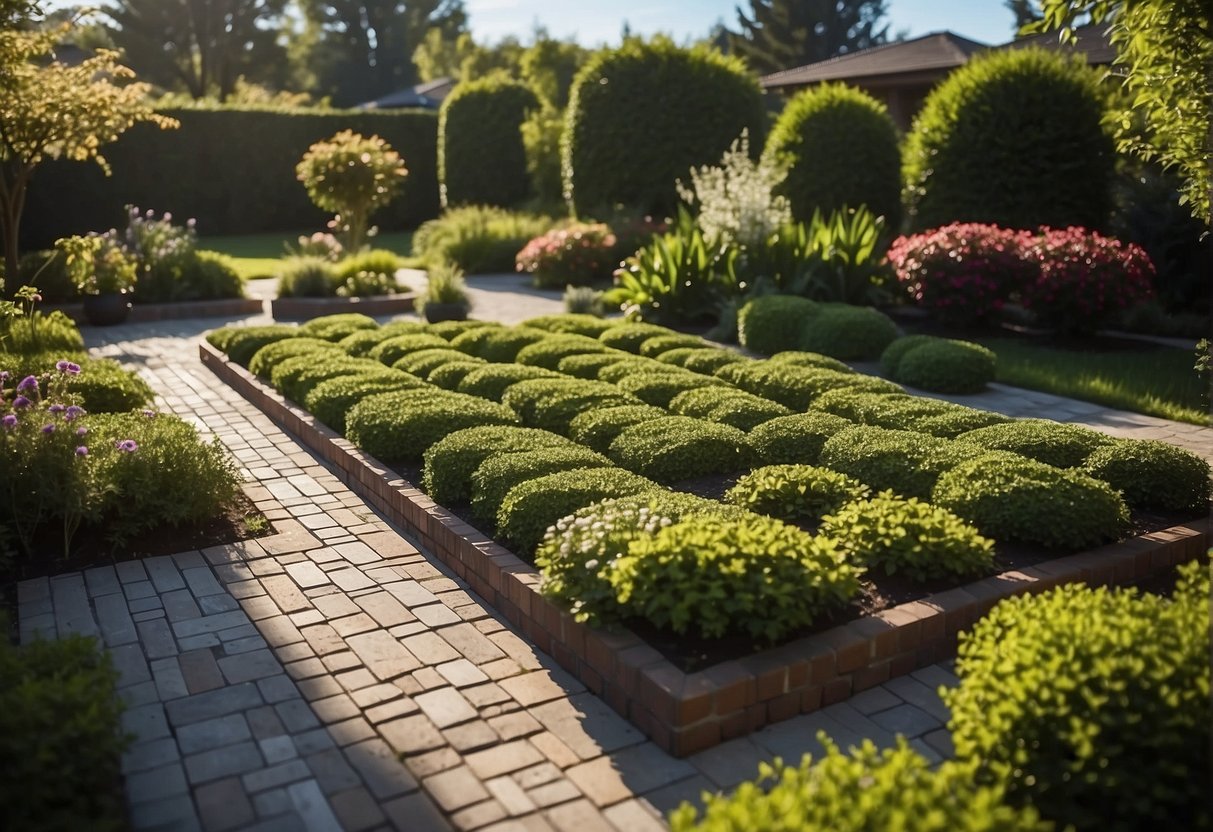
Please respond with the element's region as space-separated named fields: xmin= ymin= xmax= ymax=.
xmin=761 ymin=31 xmax=989 ymax=89
xmin=997 ymin=22 xmax=1118 ymax=65
xmin=357 ymin=76 xmax=456 ymax=110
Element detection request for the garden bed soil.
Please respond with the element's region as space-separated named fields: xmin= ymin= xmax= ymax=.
xmin=202 ymin=340 xmax=1210 ymax=756
xmin=271 ymin=293 xmax=416 ymax=321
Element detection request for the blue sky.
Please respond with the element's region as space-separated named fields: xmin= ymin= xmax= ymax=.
xmin=466 ymin=0 xmax=1021 ymax=47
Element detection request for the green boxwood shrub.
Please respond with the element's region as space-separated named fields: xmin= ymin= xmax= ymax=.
xmin=737 ymin=295 xmax=821 ymax=356
xmin=422 ymin=425 xmax=579 ymax=504
xmin=913 ymin=407 xmax=1014 ymax=439
xmin=496 ymin=467 xmax=661 ymax=553
xmin=945 ymin=563 xmax=1209 ymax=830
xmin=450 ymin=324 xmax=549 ymax=362
xmin=668 ymin=386 xmax=792 ymax=431
xmin=799 ymin=303 xmax=899 ymax=360
xmin=638 ymin=333 xmax=707 ymax=357
xmin=717 ymin=361 xmax=901 ymax=410
xmin=933 ymin=452 xmax=1129 ymax=549
xmin=748 ymin=411 xmax=854 ymax=465
xmin=820 ymin=425 xmax=986 ymax=499
xmin=439 ymin=76 xmax=538 ymax=208
xmin=222 ymin=325 xmax=299 ymax=366
xmin=277 ymin=256 xmax=339 ymax=297
xmin=598 ymin=322 xmax=677 ymax=353
xmin=247 ymin=337 xmax=338 ymax=377
xmin=607 ymin=415 xmax=753 ymax=482
xmin=0 ymin=634 xmax=129 ymax=832
xmin=392 ymin=348 xmax=483 ymax=380
xmin=271 ymin=355 xmax=381 ymax=403
xmin=426 ymin=319 xmax=499 ymax=340
xmin=368 ymin=333 xmax=452 ymax=366
xmin=884 ymin=337 xmax=996 ymax=394
xmin=903 ymin=48 xmax=1114 ymax=231
xmin=614 ymin=371 xmax=729 ymax=408
xmin=305 ymin=370 xmax=424 ymax=433
xmin=469 ymin=447 xmax=613 ymax=524
xmin=346 ymin=389 xmax=518 ymax=462
xmin=763 ymin=83 xmax=902 ymax=228
xmin=567 ymin=404 xmax=668 ymax=453
xmin=563 ymin=39 xmax=765 ymax=215
xmin=332 ymin=251 xmax=403 ymax=298
xmin=514 ymin=333 xmax=608 ymax=369
xmin=768 ymin=350 xmax=853 ymax=374
xmin=1081 ymin=439 xmax=1212 ymax=512
xmin=427 ymin=360 xmax=492 ymax=390
xmin=612 ymin=513 xmax=859 ymax=641
xmin=671 ymin=347 xmax=746 ymax=374
xmin=556 ymin=352 xmax=631 ymax=379
xmin=597 ymin=356 xmax=688 ymax=383
xmin=879 ymin=334 xmax=936 ymax=376
xmin=502 ymin=377 xmax=641 ymax=433
xmin=337 ymin=328 xmax=401 ymax=356
xmin=298 ymin=312 xmax=379 ymax=342
xmin=521 ymin=313 xmax=619 ymax=337
xmin=669 ymin=739 xmax=1050 ymax=832
xmin=726 ymin=464 xmax=870 ymax=525
xmin=455 ymin=363 xmax=564 ymax=401
xmin=958 ymin=419 xmax=1114 ymax=468
xmin=822 ymin=491 xmax=995 ymax=581
xmin=89 ymin=411 xmax=241 ymax=543
xmin=809 ymin=388 xmax=914 ymax=423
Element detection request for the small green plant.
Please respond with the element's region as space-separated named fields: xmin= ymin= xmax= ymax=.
xmin=412 ymin=205 xmax=552 ymax=273
xmin=726 ymin=464 xmax=870 ymax=525
xmin=418 ymin=261 xmax=471 ymax=317
xmin=55 ymin=234 xmax=139 ymax=295
xmin=883 ymin=336 xmax=997 ymax=394
xmin=748 ymin=411 xmax=854 ymax=465
xmin=276 ymin=256 xmax=338 ymax=298
xmin=334 ymin=249 xmax=404 ymax=297
xmin=607 ymin=416 xmax=754 ymax=483
xmin=563 ymin=285 xmax=606 ymax=315
xmin=296 ymin=130 xmax=408 ymax=251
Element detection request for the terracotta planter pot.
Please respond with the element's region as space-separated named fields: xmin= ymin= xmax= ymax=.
xmin=81 ymin=293 xmax=132 ymax=326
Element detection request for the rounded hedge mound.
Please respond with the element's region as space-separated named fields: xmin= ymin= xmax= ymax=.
xmin=607 ymin=416 xmax=753 ymax=483
xmin=799 ymin=303 xmax=899 ymax=360
xmin=469 ymin=447 xmax=613 ymax=525
xmin=337 ymin=329 xmax=393 ymax=357
xmin=514 ymin=334 xmax=608 ymax=370
xmin=1081 ymin=439 xmax=1212 ymax=513
xmin=271 ymin=355 xmax=383 ymax=403
xmin=656 ymin=347 xmax=746 ymax=374
xmin=223 ymin=326 xmax=300 ymax=366
xmin=597 ymin=357 xmax=688 ymax=383
xmin=764 ymin=83 xmax=902 ymax=227
xmin=903 ymin=48 xmax=1114 ymax=231
xmin=298 ymin=313 xmax=378 ymax=342
xmin=821 ymin=491 xmax=994 ymax=581
xmin=556 ymin=352 xmax=631 ymax=379
xmin=768 ymin=350 xmax=853 ymax=374
xmin=502 ymin=378 xmax=641 ymax=433
xmin=247 ymin=338 xmax=340 ymax=378
xmin=567 ymin=404 xmax=668 ymax=453
xmin=346 ymin=389 xmax=518 ymax=462
xmin=933 ymin=452 xmax=1129 ymax=549
xmin=455 ymin=363 xmax=563 ymax=402
xmin=368 ymin=333 xmax=452 ymax=366
xmin=819 ymin=425 xmax=986 ymax=499
xmin=520 ymin=313 xmax=620 ymax=337
xmin=748 ymin=411 xmax=854 ymax=465
xmin=450 ymin=325 xmax=549 ymax=362
xmin=439 ymin=75 xmax=538 ymax=208
xmin=426 ymin=319 xmax=499 ymax=341
xmin=726 ymin=464 xmax=870 ymax=525
xmin=421 ymin=425 xmax=579 ymax=505
xmin=614 ymin=371 xmax=729 ymax=408
xmin=563 ymin=40 xmax=765 ymax=216
xmin=958 ymin=419 xmax=1114 ymax=469
xmin=638 ymin=333 xmax=707 ymax=358
xmin=305 ymin=370 xmax=425 ymax=433
xmin=667 ymin=386 xmax=792 ymax=431
xmin=945 ymin=564 xmax=1209 ymax=830
xmin=391 ymin=348 xmax=481 ymax=380
xmin=427 ymin=359 xmax=494 ymax=390
xmin=737 ymin=295 xmax=821 ymax=356
xmin=597 ymin=322 xmax=677 ymax=353
xmin=885 ymin=337 xmax=996 ymax=394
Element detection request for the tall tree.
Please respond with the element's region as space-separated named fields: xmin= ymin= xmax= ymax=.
xmin=298 ymin=0 xmax=465 ymax=106
xmin=102 ymin=0 xmax=287 ymax=101
xmin=728 ymin=0 xmax=890 ymax=75
xmin=1006 ymin=0 xmax=1043 ymax=29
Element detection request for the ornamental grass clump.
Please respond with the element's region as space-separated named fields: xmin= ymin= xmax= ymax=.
xmin=945 ymin=562 xmax=1210 ymax=831
xmin=726 ymin=465 xmax=870 ymax=525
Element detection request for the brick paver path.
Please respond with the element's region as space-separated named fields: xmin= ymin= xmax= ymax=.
xmin=16 ymin=304 xmax=1211 ymax=832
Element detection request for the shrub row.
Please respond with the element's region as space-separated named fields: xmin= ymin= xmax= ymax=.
xmin=607 ymin=415 xmax=753 ymax=483
xmin=345 ymin=388 xmax=517 ymax=462
xmin=738 ymin=296 xmax=899 ymax=360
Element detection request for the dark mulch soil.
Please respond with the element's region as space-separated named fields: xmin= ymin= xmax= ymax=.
xmin=391 ymin=462 xmax=1200 ymax=672
xmin=1 ymin=495 xmax=272 ymax=645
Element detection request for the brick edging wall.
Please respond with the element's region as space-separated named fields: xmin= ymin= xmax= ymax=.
xmin=46 ymin=298 xmax=265 ymax=324
xmin=270 ymin=294 xmax=415 ymax=321
xmin=200 ymin=341 xmax=1210 ymax=756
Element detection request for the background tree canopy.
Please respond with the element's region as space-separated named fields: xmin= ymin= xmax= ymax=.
xmin=727 ymin=0 xmax=891 ymax=74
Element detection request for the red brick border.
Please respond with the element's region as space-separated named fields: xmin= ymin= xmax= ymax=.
xmin=270 ymin=294 xmax=415 ymax=321
xmin=201 ymin=341 xmax=1210 ymax=756
xmin=47 ymin=298 xmax=265 ymax=324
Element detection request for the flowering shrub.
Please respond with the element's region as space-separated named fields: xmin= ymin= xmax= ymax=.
xmin=1021 ymin=227 xmax=1155 ymax=333
xmin=515 ymin=222 xmax=618 ymax=288
xmin=285 ymin=232 xmax=343 ymax=262
xmin=55 ymin=234 xmax=139 ymax=295
xmin=887 ymin=223 xmax=1036 ymax=325
xmin=121 ymin=205 xmax=197 ymax=300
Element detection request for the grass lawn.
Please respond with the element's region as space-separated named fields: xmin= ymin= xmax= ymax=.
xmin=978 ymin=337 xmax=1210 ymax=426
xmin=200 ymin=230 xmax=417 ymax=280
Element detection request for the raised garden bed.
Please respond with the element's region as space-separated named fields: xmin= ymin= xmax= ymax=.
xmin=46 ymin=297 xmax=265 ymax=324
xmin=271 ymin=293 xmax=415 ymax=321
xmin=200 ymin=334 xmax=1208 ymax=756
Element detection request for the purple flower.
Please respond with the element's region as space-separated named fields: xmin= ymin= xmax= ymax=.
xmin=65 ymin=405 xmax=85 ymax=421
xmin=0 ymin=371 xmax=9 ymax=382
xmin=2 ymin=414 xmax=16 ymax=429
xmin=49 ymin=404 xmax=65 ymax=414
xmin=16 ymin=375 xmax=38 ymax=392
xmin=41 ymin=423 xmax=54 ymax=434
xmin=75 ymin=446 xmax=88 ymax=456
xmin=76 ymin=426 xmax=88 ymax=437
xmin=55 ymin=360 xmax=81 ymax=376
xmin=12 ymin=396 xmax=30 ymax=409
xmin=142 ymin=409 xmax=157 ymax=418
xmin=116 ymin=439 xmax=138 ymax=453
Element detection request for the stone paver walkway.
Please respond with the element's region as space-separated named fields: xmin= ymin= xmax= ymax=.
xmin=15 ymin=300 xmax=1211 ymax=832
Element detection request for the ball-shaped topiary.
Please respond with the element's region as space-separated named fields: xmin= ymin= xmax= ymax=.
xmin=563 ymin=40 xmax=765 ymax=216
xmin=748 ymin=411 xmax=854 ymax=465
xmin=1081 ymin=439 xmax=1212 ymax=513
xmin=903 ymin=48 xmax=1114 ymax=231
xmin=799 ymin=303 xmax=899 ymax=361
xmin=886 ymin=337 xmax=996 ymax=394
xmin=737 ymin=295 xmax=821 ymax=356
xmin=421 ymin=425 xmax=579 ymax=505
xmin=764 ymin=83 xmax=902 ymax=228
xmin=439 ymin=76 xmax=539 ymax=208
xmin=608 ymin=416 xmax=754 ymax=483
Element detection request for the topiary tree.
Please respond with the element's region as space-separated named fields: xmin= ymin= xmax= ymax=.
xmin=439 ymin=75 xmax=539 ymax=209
xmin=763 ymin=82 xmax=902 ymax=228
xmin=562 ymin=38 xmax=766 ymax=217
xmin=296 ymin=130 xmax=408 ymax=252
xmin=903 ymin=47 xmax=1115 ymax=232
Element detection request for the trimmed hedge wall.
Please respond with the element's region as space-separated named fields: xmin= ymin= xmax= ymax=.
xmin=22 ymin=106 xmax=440 ymax=248
xmin=439 ymin=77 xmax=538 ymax=209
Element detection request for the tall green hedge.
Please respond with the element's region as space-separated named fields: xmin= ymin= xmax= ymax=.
xmin=562 ymin=40 xmax=765 ymax=216
xmin=439 ymin=77 xmax=539 ymax=208
xmin=764 ymin=83 xmax=902 ymax=228
xmin=21 ymin=106 xmax=440 ymax=248
xmin=903 ymin=48 xmax=1114 ymax=232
